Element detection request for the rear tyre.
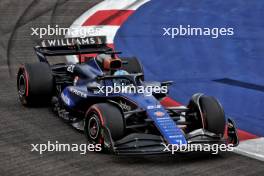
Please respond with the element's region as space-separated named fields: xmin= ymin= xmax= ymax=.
xmin=84 ymin=103 xmax=125 ymax=151
xmin=17 ymin=62 xmax=54 ymax=106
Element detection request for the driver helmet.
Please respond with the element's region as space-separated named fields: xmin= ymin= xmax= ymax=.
xmin=113 ymin=70 xmax=129 ymax=76
xmin=113 ymin=70 xmax=130 ymax=87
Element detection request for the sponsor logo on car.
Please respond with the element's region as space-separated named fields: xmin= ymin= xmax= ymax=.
xmin=154 ymin=111 xmax=165 ymax=117
xmin=41 ymin=36 xmax=105 ymax=47
xmin=119 ymin=101 xmax=132 ymax=111
xmin=69 ymin=87 xmax=87 ymax=98
xmin=61 ymin=92 xmax=71 ymax=106
xmin=147 ymin=105 xmax=162 ymax=109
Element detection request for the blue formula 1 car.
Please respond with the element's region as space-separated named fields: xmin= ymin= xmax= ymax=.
xmin=17 ymin=36 xmax=239 ymax=155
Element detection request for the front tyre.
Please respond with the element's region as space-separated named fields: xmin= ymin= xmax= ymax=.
xmin=200 ymin=96 xmax=226 ymax=136
xmin=84 ymin=103 xmax=125 ymax=151
xmin=187 ymin=95 xmax=226 ymax=136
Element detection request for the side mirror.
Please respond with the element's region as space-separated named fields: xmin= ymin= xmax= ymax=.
xmin=227 ymin=118 xmax=239 ymax=147
xmin=87 ymin=82 xmax=100 ymax=92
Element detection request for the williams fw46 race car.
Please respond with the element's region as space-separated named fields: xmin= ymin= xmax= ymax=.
xmin=17 ymin=36 xmax=239 ymax=155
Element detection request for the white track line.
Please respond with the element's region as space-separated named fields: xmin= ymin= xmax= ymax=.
xmin=233 ymin=137 xmax=264 ymax=162
xmin=66 ymin=0 xmax=150 ymax=63
xmin=71 ymin=0 xmax=150 ymax=26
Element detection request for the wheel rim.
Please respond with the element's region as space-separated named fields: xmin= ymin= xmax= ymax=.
xmin=88 ymin=114 xmax=100 ymax=140
xmin=18 ymin=74 xmax=26 ymax=97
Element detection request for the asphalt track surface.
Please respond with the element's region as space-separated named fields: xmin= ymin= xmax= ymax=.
xmin=0 ymin=1 xmax=263 ymax=176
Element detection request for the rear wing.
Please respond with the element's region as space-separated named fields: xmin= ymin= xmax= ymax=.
xmin=34 ymin=36 xmax=113 ymax=63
